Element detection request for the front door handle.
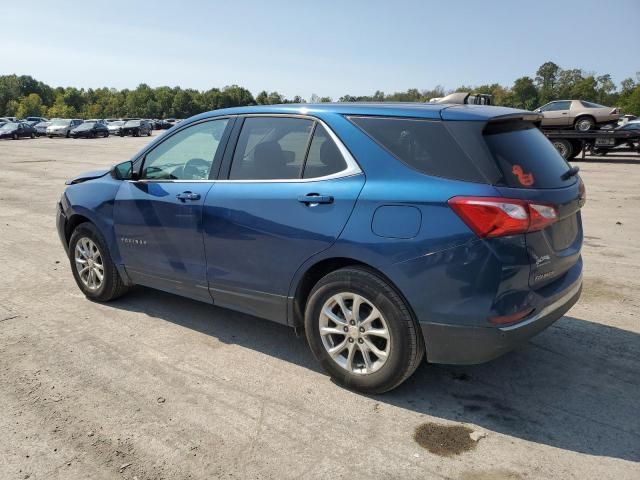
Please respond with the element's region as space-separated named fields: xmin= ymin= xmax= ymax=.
xmin=298 ymin=194 xmax=334 ymax=205
xmin=176 ymin=191 xmax=201 ymax=201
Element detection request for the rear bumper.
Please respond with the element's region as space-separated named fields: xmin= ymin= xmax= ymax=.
xmin=421 ymin=274 xmax=582 ymax=364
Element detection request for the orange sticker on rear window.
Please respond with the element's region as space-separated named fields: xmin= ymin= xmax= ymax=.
xmin=512 ymin=165 xmax=534 ymax=186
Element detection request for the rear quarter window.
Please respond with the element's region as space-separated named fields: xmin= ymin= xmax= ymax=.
xmin=348 ymin=116 xmax=488 ymax=183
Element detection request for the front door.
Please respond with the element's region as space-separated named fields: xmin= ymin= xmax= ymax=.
xmin=542 ymin=100 xmax=572 ymax=126
xmin=113 ymin=117 xmax=232 ymax=302
xmin=203 ymin=116 xmax=365 ymax=323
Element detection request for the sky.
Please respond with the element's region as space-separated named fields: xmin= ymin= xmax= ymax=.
xmin=1 ymin=0 xmax=638 ymax=99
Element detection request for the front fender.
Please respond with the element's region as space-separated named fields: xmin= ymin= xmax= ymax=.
xmin=62 ymin=176 xmax=124 ymax=265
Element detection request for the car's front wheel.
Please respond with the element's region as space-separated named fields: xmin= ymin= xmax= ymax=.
xmin=68 ymin=223 xmax=129 ymax=302
xmin=305 ymin=267 xmax=424 ymax=394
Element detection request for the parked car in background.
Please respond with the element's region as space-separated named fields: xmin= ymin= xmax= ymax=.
xmin=0 ymin=116 xmax=18 ymax=123
xmin=535 ymin=100 xmax=621 ymax=131
xmin=107 ymin=120 xmax=125 ymax=136
xmin=0 ymin=121 xmax=37 ymax=139
xmin=86 ymin=118 xmax=108 ymax=126
xmin=70 ymin=121 xmax=110 ymax=138
xmin=25 ymin=116 xmax=48 ymax=124
xmin=56 ymin=103 xmax=584 ymax=393
xmin=120 ymin=119 xmax=152 ymax=137
xmin=34 ymin=121 xmax=51 ymax=136
xmin=47 ymin=119 xmax=83 ymax=138
xmin=590 ymin=120 xmax=640 ymax=155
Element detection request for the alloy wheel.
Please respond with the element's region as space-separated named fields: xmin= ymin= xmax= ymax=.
xmin=74 ymin=237 xmax=104 ymax=291
xmin=319 ymin=292 xmax=391 ymax=375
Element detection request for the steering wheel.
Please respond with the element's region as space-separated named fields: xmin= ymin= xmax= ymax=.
xmin=182 ymin=158 xmax=211 ymax=180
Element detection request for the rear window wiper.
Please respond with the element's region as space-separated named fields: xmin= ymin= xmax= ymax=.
xmin=561 ymin=165 xmax=580 ymax=181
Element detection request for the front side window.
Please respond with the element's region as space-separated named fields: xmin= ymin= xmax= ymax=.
xmin=229 ymin=117 xmax=314 ymax=180
xmin=543 ymin=101 xmax=571 ymax=112
xmin=142 ymin=119 xmax=229 ymax=180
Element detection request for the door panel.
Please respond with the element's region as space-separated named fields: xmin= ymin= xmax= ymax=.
xmin=203 ymin=174 xmax=365 ymax=322
xmin=112 ymin=117 xmax=232 ymax=302
xmin=114 ymin=181 xmax=214 ymax=302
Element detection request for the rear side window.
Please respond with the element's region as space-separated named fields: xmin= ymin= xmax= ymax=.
xmin=483 ymin=122 xmax=573 ymax=189
xmin=349 ymin=116 xmax=487 ymax=183
xmin=303 ymin=125 xmax=347 ymax=178
xmin=580 ymin=101 xmax=605 ymax=108
xmin=229 ymin=117 xmax=313 ymax=180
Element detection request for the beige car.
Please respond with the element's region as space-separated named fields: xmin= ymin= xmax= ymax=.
xmin=535 ymin=100 xmax=621 ymax=131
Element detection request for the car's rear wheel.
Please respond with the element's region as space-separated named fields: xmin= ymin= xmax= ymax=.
xmin=574 ymin=116 xmax=595 ymax=132
xmin=66 ymin=131 xmax=70 ymax=138
xmin=30 ymin=132 xmax=35 ymax=139
xmin=12 ymin=133 xmax=18 ymax=140
xmin=69 ymin=223 xmax=129 ymax=302
xmin=304 ymin=267 xmax=424 ymax=394
xmin=552 ymin=139 xmax=573 ymax=160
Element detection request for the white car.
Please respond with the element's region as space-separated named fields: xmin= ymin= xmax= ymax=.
xmin=107 ymin=120 xmax=125 ymax=135
xmin=46 ymin=119 xmax=83 ymax=138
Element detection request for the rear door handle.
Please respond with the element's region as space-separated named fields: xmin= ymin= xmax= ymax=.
xmin=176 ymin=191 xmax=201 ymax=201
xmin=298 ymin=194 xmax=334 ymax=205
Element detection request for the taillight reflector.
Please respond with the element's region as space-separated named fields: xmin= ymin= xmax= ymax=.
xmin=448 ymin=196 xmax=558 ymax=238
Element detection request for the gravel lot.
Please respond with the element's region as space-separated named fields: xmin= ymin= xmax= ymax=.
xmin=0 ymin=136 xmax=638 ymax=480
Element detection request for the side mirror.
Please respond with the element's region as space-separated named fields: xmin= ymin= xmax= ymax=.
xmin=112 ymin=160 xmax=139 ymax=180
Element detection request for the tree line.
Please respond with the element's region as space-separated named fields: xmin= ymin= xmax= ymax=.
xmin=1 ymin=61 xmax=639 ymax=120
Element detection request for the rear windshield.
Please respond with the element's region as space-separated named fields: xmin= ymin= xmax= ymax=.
xmin=349 ymin=115 xmax=574 ymax=189
xmin=483 ymin=122 xmax=573 ymax=189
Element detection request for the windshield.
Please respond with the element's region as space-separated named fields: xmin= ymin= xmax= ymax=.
xmin=51 ymin=119 xmax=70 ymax=126
xmin=110 ymin=121 xmax=124 ymax=126
xmin=76 ymin=122 xmax=96 ymax=130
xmin=125 ymin=120 xmax=140 ymax=127
xmin=0 ymin=122 xmax=18 ymax=130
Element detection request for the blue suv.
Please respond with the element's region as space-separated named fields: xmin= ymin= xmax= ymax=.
xmin=57 ymin=103 xmax=584 ymax=393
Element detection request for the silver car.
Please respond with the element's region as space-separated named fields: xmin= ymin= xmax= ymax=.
xmin=535 ymin=100 xmax=621 ymax=131
xmin=46 ymin=119 xmax=83 ymax=138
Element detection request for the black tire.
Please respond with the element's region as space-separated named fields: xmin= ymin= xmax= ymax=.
xmin=12 ymin=133 xmax=18 ymax=140
xmin=66 ymin=131 xmax=70 ymax=138
xmin=574 ymin=116 xmax=595 ymax=132
xmin=68 ymin=222 xmax=129 ymax=302
xmin=48 ymin=135 xmax=53 ymax=139
xmin=30 ymin=132 xmax=35 ymax=139
xmin=552 ymin=139 xmax=573 ymax=160
xmin=104 ymin=131 xmax=109 ymax=138
xmin=147 ymin=129 xmax=152 ymax=136
xmin=304 ymin=267 xmax=424 ymax=394
xmin=568 ymin=140 xmax=582 ymax=160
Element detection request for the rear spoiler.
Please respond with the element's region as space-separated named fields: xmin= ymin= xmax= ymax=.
xmin=483 ymin=113 xmax=544 ymax=134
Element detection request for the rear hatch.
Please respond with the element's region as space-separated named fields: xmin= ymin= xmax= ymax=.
xmin=447 ymin=116 xmax=584 ymax=289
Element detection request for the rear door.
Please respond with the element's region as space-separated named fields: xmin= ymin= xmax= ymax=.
xmin=203 ymin=115 xmax=365 ymax=323
xmin=113 ymin=117 xmax=232 ymax=302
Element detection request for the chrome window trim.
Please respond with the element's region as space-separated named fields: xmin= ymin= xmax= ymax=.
xmin=131 ymin=113 xmax=362 ymax=184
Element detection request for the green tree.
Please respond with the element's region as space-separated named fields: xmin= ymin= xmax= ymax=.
xmin=16 ymin=93 xmax=46 ymax=118
xmin=535 ymin=61 xmax=560 ymax=104
xmin=511 ymin=76 xmax=538 ymax=109
xmin=47 ymin=93 xmax=77 ymax=118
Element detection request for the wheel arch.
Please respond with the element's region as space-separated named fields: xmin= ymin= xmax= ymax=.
xmin=288 ymin=256 xmax=416 ymax=328
xmin=574 ymin=114 xmax=596 ymax=126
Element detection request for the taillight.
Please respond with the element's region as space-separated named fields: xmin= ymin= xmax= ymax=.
xmin=448 ymin=196 xmax=558 ymax=238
